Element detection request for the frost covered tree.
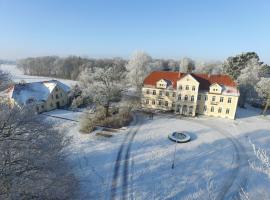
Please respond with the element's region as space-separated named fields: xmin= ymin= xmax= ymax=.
xmin=126 ymin=51 xmax=153 ymax=93
xmin=79 ymin=65 xmax=126 ymax=117
xmin=0 ymin=104 xmax=77 ymax=199
xmin=256 ymin=78 xmax=270 ymax=115
xmin=195 ymin=61 xmax=223 ymax=74
xmin=0 ymin=69 xmax=11 ymax=91
xmin=180 ymin=57 xmax=195 ymax=73
xmin=222 ymin=52 xmax=260 ymax=80
xmin=237 ymin=58 xmax=264 ymax=108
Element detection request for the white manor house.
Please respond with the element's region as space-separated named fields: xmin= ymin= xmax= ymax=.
xmin=141 ymin=71 xmax=240 ymax=119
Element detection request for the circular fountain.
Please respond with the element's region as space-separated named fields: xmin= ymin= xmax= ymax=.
xmin=168 ymin=132 xmax=191 ymax=143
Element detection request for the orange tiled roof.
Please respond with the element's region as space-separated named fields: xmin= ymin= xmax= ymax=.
xmin=143 ymin=71 xmax=237 ymax=90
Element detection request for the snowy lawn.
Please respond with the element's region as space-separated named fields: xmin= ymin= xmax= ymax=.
xmin=48 ymin=106 xmax=270 ymax=200
xmin=0 ymin=64 xmax=77 ymax=87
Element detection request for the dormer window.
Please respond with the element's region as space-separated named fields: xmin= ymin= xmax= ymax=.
xmin=146 ymin=89 xmax=150 ymax=94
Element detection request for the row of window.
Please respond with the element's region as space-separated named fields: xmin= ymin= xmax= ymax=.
xmin=198 ymin=95 xmax=232 ymax=103
xmin=145 ymin=89 xmax=233 ymax=104
xmin=145 ymin=99 xmax=231 ymax=115
xmin=51 ymin=93 xmax=63 ymax=100
xmin=178 ymin=85 xmax=196 ymax=91
xmin=146 ymin=89 xmax=176 ymax=97
xmin=145 ymin=99 xmax=169 ymax=107
xmin=209 ymin=106 xmax=230 ymax=114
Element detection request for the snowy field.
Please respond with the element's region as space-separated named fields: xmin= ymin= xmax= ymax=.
xmin=44 ymin=106 xmax=270 ymax=200
xmin=3 ymin=64 xmax=270 ymax=199
xmin=0 ymin=64 xmax=77 ymax=87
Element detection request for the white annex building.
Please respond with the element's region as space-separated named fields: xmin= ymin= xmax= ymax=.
xmin=0 ymin=80 xmax=70 ymax=113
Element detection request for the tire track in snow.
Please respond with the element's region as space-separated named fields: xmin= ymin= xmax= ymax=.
xmin=110 ymin=114 xmax=141 ymax=200
xmin=122 ymin=121 xmax=142 ymax=199
xmin=192 ymin=119 xmax=249 ymax=200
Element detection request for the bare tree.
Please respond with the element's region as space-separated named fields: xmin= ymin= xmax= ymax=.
xmin=79 ymin=65 xmax=126 ymax=117
xmin=256 ymin=77 xmax=270 ymax=115
xmin=126 ymin=51 xmax=153 ymax=93
xmin=180 ymin=57 xmax=195 ymax=73
xmin=0 ymin=104 xmax=78 ymax=199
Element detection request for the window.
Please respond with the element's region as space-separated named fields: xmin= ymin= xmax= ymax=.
xmin=166 ymin=91 xmax=169 ymax=96
xmin=165 ymin=101 xmax=168 ymax=107
xmin=172 ymin=103 xmax=175 ymax=108
xmin=152 ymin=100 xmax=155 ymax=105
xmin=220 ymin=97 xmax=224 ymax=102
xmin=172 ymin=92 xmax=176 ymax=97
xmin=41 ymin=105 xmax=44 ymax=109
xmin=184 ymin=95 xmax=188 ymax=101
xmin=204 ymin=106 xmax=207 ymax=112
xmin=50 ymin=103 xmax=54 ymax=107
xmin=218 ymin=107 xmax=222 ymax=113
xmin=226 ymin=109 xmax=230 ymax=114
xmin=191 ymin=95 xmax=194 ymax=102
xmin=205 ymin=96 xmax=208 ymax=101
xmin=56 ymin=94 xmax=59 ymax=99
xmin=158 ymin=100 xmax=162 ymax=105
xmin=51 ymin=95 xmax=54 ymax=99
xmin=179 ymin=85 xmax=182 ymax=90
xmin=55 ymin=87 xmax=59 ymax=91
xmin=211 ymin=106 xmax=214 ymax=112
xmin=146 ymin=99 xmax=149 ymax=104
xmin=159 ymin=90 xmax=162 ymax=96
xmin=153 ymin=90 xmax=156 ymax=95
xmin=178 ymin=94 xmax=181 ymax=100
xmin=228 ymin=98 xmax=232 ymax=103
xmin=186 ymin=85 xmax=189 ymax=90
xmin=212 ymin=96 xmax=216 ymax=101
xmin=60 ymin=93 xmax=63 ymax=97
xmin=192 ymin=86 xmax=195 ymax=91
xmin=146 ymin=89 xmax=150 ymax=94
xmin=198 ymin=95 xmax=201 ymax=100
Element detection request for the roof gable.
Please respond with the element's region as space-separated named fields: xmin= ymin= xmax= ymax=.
xmin=143 ymin=71 xmax=237 ymax=91
xmin=10 ymin=80 xmax=70 ymax=105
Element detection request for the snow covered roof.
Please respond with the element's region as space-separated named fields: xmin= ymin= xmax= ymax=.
xmin=7 ymin=80 xmax=70 ymax=105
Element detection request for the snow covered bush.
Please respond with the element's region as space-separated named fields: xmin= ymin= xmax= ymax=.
xmin=0 ymin=104 xmax=78 ymax=199
xmin=256 ymin=77 xmax=270 ymax=115
xmin=249 ymin=141 xmax=270 ymax=177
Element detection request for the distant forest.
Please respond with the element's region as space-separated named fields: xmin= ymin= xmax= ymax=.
xmin=17 ymin=56 xmax=182 ymax=80
xmin=17 ymin=56 xmax=128 ymax=80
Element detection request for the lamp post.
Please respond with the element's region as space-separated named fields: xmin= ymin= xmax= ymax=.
xmin=172 ymin=141 xmax=177 ymax=169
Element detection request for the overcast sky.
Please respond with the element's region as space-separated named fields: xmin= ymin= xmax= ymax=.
xmin=0 ymin=0 xmax=269 ymax=63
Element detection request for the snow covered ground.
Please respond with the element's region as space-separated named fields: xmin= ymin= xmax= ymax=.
xmin=44 ymin=106 xmax=270 ymax=200
xmin=0 ymin=64 xmax=77 ymax=87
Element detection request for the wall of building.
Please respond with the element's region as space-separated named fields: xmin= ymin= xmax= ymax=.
xmin=36 ymin=86 xmax=69 ymax=113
